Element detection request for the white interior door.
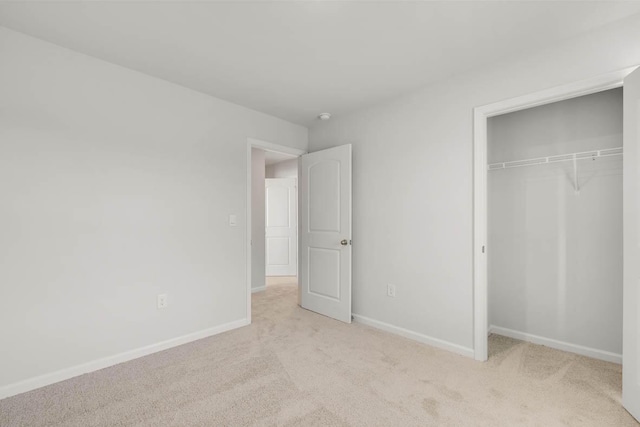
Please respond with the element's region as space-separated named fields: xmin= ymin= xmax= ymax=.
xmin=623 ymin=66 xmax=640 ymax=422
xmin=265 ymin=178 xmax=297 ymax=276
xmin=300 ymin=144 xmax=352 ymax=323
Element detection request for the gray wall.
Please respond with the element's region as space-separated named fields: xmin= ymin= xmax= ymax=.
xmin=308 ymin=14 xmax=640 ymax=354
xmin=251 ymin=148 xmax=266 ymax=290
xmin=488 ymin=89 xmax=623 ymax=355
xmin=0 ymin=26 xmax=307 ymax=391
xmin=266 ymin=158 xmax=298 ymax=179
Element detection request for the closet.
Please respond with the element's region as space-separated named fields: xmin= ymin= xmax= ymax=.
xmin=487 ymin=88 xmax=623 ymax=362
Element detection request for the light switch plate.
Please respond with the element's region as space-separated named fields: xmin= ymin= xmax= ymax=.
xmin=387 ymin=284 xmax=396 ymax=298
xmin=157 ymin=294 xmax=168 ymax=309
xmin=229 ymin=214 xmax=237 ymax=226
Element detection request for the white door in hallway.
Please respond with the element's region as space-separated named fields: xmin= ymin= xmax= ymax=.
xmin=623 ymin=66 xmax=640 ymax=423
xmin=300 ymin=144 xmax=352 ymax=323
xmin=265 ymin=178 xmax=297 ymax=276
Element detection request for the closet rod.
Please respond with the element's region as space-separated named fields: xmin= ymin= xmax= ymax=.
xmin=487 ymin=147 xmax=623 ymax=171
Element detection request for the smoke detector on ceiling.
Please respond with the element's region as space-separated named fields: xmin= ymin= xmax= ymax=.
xmin=318 ymin=113 xmax=332 ymax=121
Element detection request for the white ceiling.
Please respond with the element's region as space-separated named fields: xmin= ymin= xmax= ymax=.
xmin=1 ymin=2 xmax=640 ymax=126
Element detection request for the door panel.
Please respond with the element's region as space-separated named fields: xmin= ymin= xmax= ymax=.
xmin=308 ymin=247 xmax=341 ymax=300
xmin=309 ymin=161 xmax=341 ymax=232
xmin=265 ymin=178 xmax=297 ymax=276
xmin=300 ymin=145 xmax=352 ymax=323
xmin=266 ymin=237 xmax=289 ymax=265
xmin=266 ymin=185 xmax=291 ymax=227
xmin=623 ymin=66 xmax=640 ymax=422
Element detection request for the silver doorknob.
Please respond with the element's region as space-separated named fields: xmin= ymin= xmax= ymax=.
xmin=340 ymin=239 xmax=348 ymax=246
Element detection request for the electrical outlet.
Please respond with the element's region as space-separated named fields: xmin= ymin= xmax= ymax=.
xmin=157 ymin=294 xmax=168 ymax=309
xmin=387 ymin=284 xmax=396 ymax=298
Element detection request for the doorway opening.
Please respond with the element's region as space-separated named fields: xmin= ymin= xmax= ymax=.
xmin=247 ymin=138 xmax=304 ymax=323
xmin=254 ymin=148 xmax=299 ymax=297
xmin=472 ymin=67 xmax=634 ymax=362
xmin=247 ymin=140 xmax=353 ymax=325
xmin=486 ymin=88 xmax=623 ymax=363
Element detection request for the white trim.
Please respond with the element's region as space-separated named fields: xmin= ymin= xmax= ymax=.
xmin=0 ymin=318 xmax=249 ymax=400
xmin=251 ymin=286 xmax=266 ymax=293
xmin=489 ymin=325 xmax=621 ymax=364
xmin=353 ymin=314 xmax=474 ymax=358
xmin=246 ymin=138 xmax=305 ymax=324
xmin=247 ymin=138 xmax=306 ymax=158
xmin=473 ymin=106 xmax=488 ymax=361
xmin=472 ymin=67 xmax=635 ymax=362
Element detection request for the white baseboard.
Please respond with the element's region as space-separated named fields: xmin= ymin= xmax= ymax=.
xmin=0 ymin=318 xmax=250 ymax=400
xmin=489 ymin=325 xmax=621 ymax=364
xmin=251 ymin=286 xmax=266 ymax=293
xmin=353 ymin=314 xmax=474 ymax=358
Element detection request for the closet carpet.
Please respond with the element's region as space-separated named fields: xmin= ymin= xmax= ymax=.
xmin=1 ymin=278 xmax=636 ymax=427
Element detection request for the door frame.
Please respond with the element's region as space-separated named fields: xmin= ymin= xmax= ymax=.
xmin=472 ymin=67 xmax=635 ymax=361
xmin=246 ymin=137 xmax=305 ymax=323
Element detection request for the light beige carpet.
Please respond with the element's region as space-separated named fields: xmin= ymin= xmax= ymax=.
xmin=1 ymin=278 xmax=637 ymax=426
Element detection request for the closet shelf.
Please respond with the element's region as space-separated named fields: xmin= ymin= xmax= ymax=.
xmin=487 ymin=147 xmax=623 ymax=171
xmin=487 ymin=147 xmax=623 ymax=194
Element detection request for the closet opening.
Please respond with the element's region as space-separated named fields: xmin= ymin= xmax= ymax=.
xmin=486 ymin=88 xmax=623 ymax=364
